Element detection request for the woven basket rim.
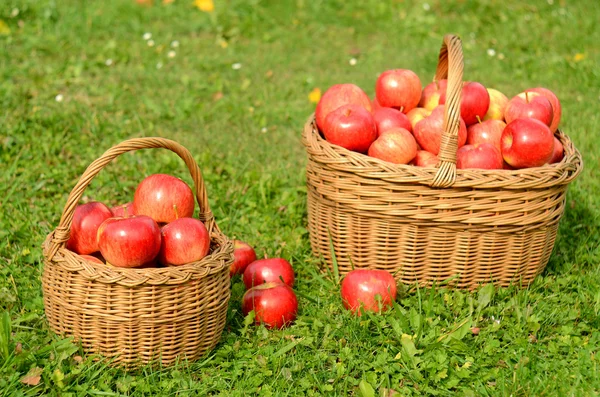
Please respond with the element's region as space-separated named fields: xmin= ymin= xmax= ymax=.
xmin=303 ymin=114 xmax=583 ymax=190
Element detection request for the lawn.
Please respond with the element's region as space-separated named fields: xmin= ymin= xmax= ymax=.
xmin=1 ymin=0 xmax=600 ymax=395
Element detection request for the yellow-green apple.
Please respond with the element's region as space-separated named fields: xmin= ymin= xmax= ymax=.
xmin=467 ymin=118 xmax=506 ymax=151
xmin=528 ymin=87 xmax=561 ymax=132
xmin=111 ymin=202 xmax=134 ymax=217
xmin=406 ymin=107 xmax=431 ymax=130
xmin=550 ymin=136 xmax=564 ymax=163
xmin=243 ymin=258 xmax=295 ymax=289
xmin=456 ymin=143 xmax=503 ymax=170
xmin=368 ymin=128 xmax=417 ymax=165
xmin=373 ymin=107 xmax=413 ymax=135
xmin=413 ymin=105 xmax=467 ymax=155
xmin=441 ymin=81 xmax=490 ymax=126
xmin=133 ymin=174 xmax=195 ymax=224
xmin=97 ymin=215 xmax=161 ymax=268
xmin=158 ymin=217 xmax=210 ymax=266
xmin=66 ymin=202 xmax=114 ymax=255
xmin=419 ymin=79 xmax=448 ymax=110
xmin=230 ymin=240 xmax=257 ymax=277
xmin=315 ymin=84 xmax=372 ymax=132
xmin=241 ymin=282 xmax=298 ymax=329
xmin=410 ymin=150 xmax=439 ymax=167
xmin=483 ymin=88 xmax=509 ymax=121
xmin=501 ymin=118 xmax=554 ymax=168
xmin=322 ymin=104 xmax=377 ymax=153
xmin=504 ymin=92 xmax=553 ymax=127
xmin=375 ymin=69 xmax=422 ymax=113
xmin=340 ymin=269 xmax=397 ymax=316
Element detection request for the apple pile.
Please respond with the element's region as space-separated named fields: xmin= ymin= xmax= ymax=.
xmin=66 ymin=173 xmax=211 ymax=268
xmin=315 ymin=70 xmax=565 ymax=170
xmin=231 ymin=242 xmax=299 ymax=329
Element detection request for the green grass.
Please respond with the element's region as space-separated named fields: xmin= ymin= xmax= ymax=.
xmin=1 ymin=0 xmax=600 ymax=395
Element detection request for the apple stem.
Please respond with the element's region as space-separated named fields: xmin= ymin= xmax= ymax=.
xmin=124 ymin=205 xmax=128 ymax=218
xmin=476 ymin=115 xmax=482 ymax=124
xmin=525 ymin=91 xmax=529 ymax=102
xmin=399 ymin=106 xmax=404 ymax=113
xmin=173 ymin=205 xmax=179 ymax=219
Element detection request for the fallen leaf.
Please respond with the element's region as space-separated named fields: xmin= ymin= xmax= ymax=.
xmin=21 ymin=367 xmax=43 ymax=386
xmin=212 ymin=91 xmax=224 ymax=101
xmin=471 ymin=327 xmax=480 ymax=335
xmin=308 ymin=88 xmax=321 ymax=104
xmin=136 ymin=0 xmax=154 ymax=5
xmin=0 ymin=20 xmax=11 ymax=35
xmin=163 ymin=0 xmax=175 ymax=3
xmin=194 ymin=0 xmax=214 ymax=12
xmin=265 ymin=70 xmax=274 ymax=78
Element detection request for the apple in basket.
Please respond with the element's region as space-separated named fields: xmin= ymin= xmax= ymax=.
xmin=504 ymin=91 xmax=553 ymax=127
xmin=111 ymin=202 xmax=135 ymax=217
xmin=66 ymin=202 xmax=114 ymax=255
xmin=322 ymin=104 xmax=377 ymax=153
xmin=375 ymin=69 xmax=422 ymax=113
xmin=528 ymin=87 xmax=562 ymax=132
xmin=406 ymin=107 xmax=431 ymax=130
xmin=467 ymin=119 xmax=506 ymax=151
xmin=97 ymin=215 xmax=162 ymax=268
xmin=413 ymin=105 xmax=467 ymax=155
xmin=315 ymin=84 xmax=372 ymax=132
xmin=550 ymin=136 xmax=564 ymax=164
xmin=456 ymin=143 xmax=503 ymax=170
xmin=243 ymin=258 xmax=295 ymax=289
xmin=158 ymin=217 xmax=210 ymax=266
xmin=440 ymin=81 xmax=490 ymax=126
xmin=501 ymin=118 xmax=554 ymax=169
xmin=242 ymin=282 xmax=298 ymax=329
xmin=133 ymin=174 xmax=195 ymax=224
xmin=419 ymin=79 xmax=448 ymax=111
xmin=368 ymin=128 xmax=418 ymax=165
xmin=410 ymin=150 xmax=439 ymax=167
xmin=341 ymin=269 xmax=397 ymax=316
xmin=230 ymin=240 xmax=257 ymax=277
xmin=372 ymin=107 xmax=413 ymax=135
xmin=483 ymin=88 xmax=509 ymax=121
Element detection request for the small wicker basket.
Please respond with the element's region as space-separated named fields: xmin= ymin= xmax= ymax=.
xmin=42 ymin=137 xmax=233 ymax=369
xmin=302 ymin=34 xmax=583 ymax=289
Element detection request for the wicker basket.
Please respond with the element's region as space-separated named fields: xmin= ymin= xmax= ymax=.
xmin=42 ymin=137 xmax=233 ymax=369
xmin=302 ymin=34 xmax=583 ymax=289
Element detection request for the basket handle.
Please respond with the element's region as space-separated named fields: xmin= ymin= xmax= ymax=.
xmin=430 ymin=34 xmax=464 ymax=188
xmin=47 ymin=137 xmax=217 ymax=259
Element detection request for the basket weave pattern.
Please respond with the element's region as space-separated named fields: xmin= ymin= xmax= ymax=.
xmin=303 ymin=35 xmax=583 ymax=289
xmin=42 ymin=138 xmax=233 ymax=369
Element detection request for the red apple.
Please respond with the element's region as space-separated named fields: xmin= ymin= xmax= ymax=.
xmin=419 ymin=79 xmax=447 ymax=110
xmin=528 ymin=87 xmax=561 ymax=132
xmin=456 ymin=143 xmax=503 ymax=170
xmin=315 ymin=84 xmax=372 ymax=132
xmin=97 ymin=215 xmax=162 ymax=268
xmin=501 ymin=118 xmax=554 ymax=169
xmin=368 ymin=128 xmax=417 ymax=165
xmin=371 ymin=96 xmax=383 ymax=113
xmin=133 ymin=174 xmax=195 ymax=224
xmin=483 ymin=88 xmax=509 ymax=121
xmin=406 ymin=107 xmax=431 ymax=130
xmin=111 ymin=202 xmax=135 ymax=217
xmin=550 ymin=136 xmax=564 ymax=163
xmin=241 ymin=282 xmax=298 ymax=329
xmin=340 ymin=269 xmax=397 ymax=316
xmin=440 ymin=81 xmax=491 ymax=126
xmin=373 ymin=107 xmax=413 ymax=135
xmin=66 ymin=202 xmax=114 ymax=255
xmin=467 ymin=119 xmax=506 ymax=151
xmin=158 ymin=217 xmax=210 ymax=266
xmin=322 ymin=104 xmax=377 ymax=153
xmin=411 ymin=150 xmax=439 ymax=167
xmin=243 ymin=258 xmax=295 ymax=289
xmin=230 ymin=240 xmax=257 ymax=277
xmin=413 ymin=105 xmax=467 ymax=155
xmin=504 ymin=91 xmax=553 ymax=127
xmin=79 ymin=254 xmax=105 ymax=265
xmin=375 ymin=69 xmax=422 ymax=113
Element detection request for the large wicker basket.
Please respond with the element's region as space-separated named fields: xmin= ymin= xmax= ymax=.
xmin=42 ymin=137 xmax=233 ymax=369
xmin=302 ymin=35 xmax=583 ymax=289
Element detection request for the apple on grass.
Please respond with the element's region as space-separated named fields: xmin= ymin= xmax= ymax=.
xmin=406 ymin=107 xmax=431 ymax=130
xmin=158 ymin=217 xmax=210 ymax=266
xmin=373 ymin=107 xmax=413 ymax=135
xmin=466 ymin=118 xmax=506 ymax=151
xmin=66 ymin=202 xmax=114 ymax=255
xmin=97 ymin=215 xmax=162 ymax=268
xmin=504 ymin=91 xmax=553 ymax=127
xmin=411 ymin=150 xmax=439 ymax=167
xmin=419 ymin=79 xmax=448 ymax=110
xmin=133 ymin=174 xmax=195 ymax=224
xmin=111 ymin=202 xmax=134 ymax=217
xmin=315 ymin=84 xmax=372 ymax=132
xmin=243 ymin=258 xmax=295 ymax=289
xmin=501 ymin=118 xmax=554 ymax=169
xmin=368 ymin=128 xmax=417 ymax=165
xmin=528 ymin=87 xmax=562 ymax=132
xmin=456 ymin=143 xmax=503 ymax=170
xmin=322 ymin=104 xmax=377 ymax=153
xmin=483 ymin=88 xmax=509 ymax=121
xmin=413 ymin=105 xmax=467 ymax=155
xmin=375 ymin=69 xmax=422 ymax=113
xmin=341 ymin=269 xmax=397 ymax=316
xmin=230 ymin=240 xmax=257 ymax=277
xmin=242 ymin=282 xmax=298 ymax=329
